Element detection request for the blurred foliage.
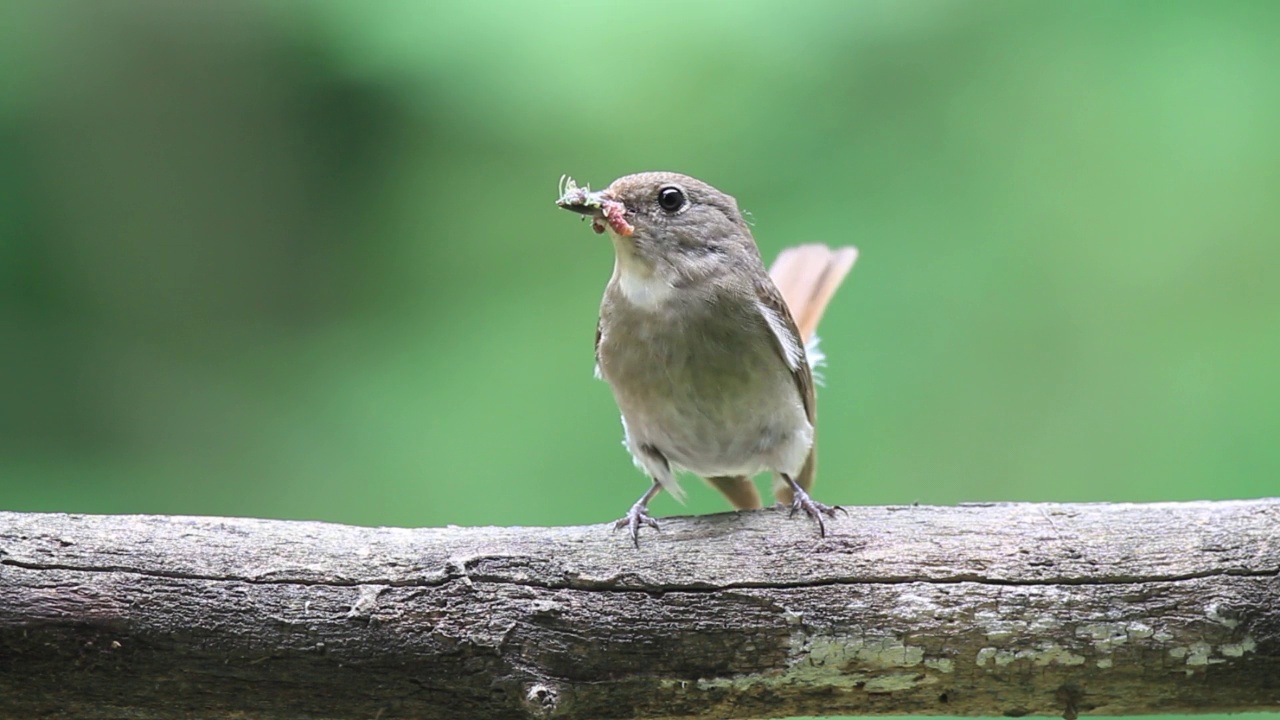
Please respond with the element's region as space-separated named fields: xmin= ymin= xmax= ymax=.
xmin=1 ymin=1 xmax=1277 ymax=716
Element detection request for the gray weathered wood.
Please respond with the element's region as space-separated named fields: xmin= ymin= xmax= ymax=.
xmin=1 ymin=501 xmax=1278 ymax=719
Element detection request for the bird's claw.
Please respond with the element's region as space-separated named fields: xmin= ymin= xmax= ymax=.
xmin=612 ymin=503 xmax=660 ymax=547
xmin=788 ymin=489 xmax=844 ymax=537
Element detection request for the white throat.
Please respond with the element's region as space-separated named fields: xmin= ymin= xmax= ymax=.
xmin=610 ymin=231 xmax=675 ymax=309
xmin=616 ymin=266 xmax=675 ymax=308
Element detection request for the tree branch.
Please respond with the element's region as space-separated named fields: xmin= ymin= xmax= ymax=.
xmin=1 ymin=500 xmax=1278 ymax=719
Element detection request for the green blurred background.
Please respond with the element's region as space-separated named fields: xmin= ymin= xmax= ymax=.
xmin=1 ymin=0 xmax=1277 ymax=714
xmin=6 ymin=0 xmax=1278 ymax=521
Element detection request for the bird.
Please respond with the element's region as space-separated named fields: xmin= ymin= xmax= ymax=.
xmin=556 ymin=171 xmax=857 ymax=545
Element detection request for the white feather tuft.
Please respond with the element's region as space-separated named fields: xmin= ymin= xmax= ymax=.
xmin=806 ymin=334 xmax=827 ymax=387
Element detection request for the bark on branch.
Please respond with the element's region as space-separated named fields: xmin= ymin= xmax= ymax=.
xmin=1 ymin=501 xmax=1278 ymax=719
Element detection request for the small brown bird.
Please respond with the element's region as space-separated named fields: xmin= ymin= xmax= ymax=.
xmin=556 ymin=172 xmax=857 ymax=545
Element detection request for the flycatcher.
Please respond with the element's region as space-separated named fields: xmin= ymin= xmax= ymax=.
xmin=557 ymin=172 xmax=857 ymax=545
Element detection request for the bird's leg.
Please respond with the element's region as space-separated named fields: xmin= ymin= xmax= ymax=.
xmin=780 ymin=473 xmax=846 ymax=537
xmin=612 ymin=480 xmax=662 ymax=547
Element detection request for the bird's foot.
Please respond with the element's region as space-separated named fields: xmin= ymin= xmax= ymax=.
xmin=612 ymin=503 xmax=660 ymax=547
xmin=788 ymin=487 xmax=846 ymax=537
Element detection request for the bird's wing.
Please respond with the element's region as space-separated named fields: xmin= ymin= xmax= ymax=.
xmin=754 ymin=275 xmax=816 ymax=425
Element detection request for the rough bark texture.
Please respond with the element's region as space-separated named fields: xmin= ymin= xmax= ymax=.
xmin=1 ymin=501 xmax=1278 ymax=719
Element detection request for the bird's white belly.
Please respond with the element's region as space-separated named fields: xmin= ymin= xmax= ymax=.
xmin=618 ymin=377 xmax=812 ymax=479
xmin=598 ymin=272 xmax=814 ymax=482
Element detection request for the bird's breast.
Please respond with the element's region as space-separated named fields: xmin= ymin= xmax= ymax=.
xmin=596 ymin=284 xmax=811 ymax=477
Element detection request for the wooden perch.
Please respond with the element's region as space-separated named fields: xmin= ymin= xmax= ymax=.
xmin=1 ymin=500 xmax=1278 ymax=719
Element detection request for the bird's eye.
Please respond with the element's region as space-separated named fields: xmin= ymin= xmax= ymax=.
xmin=657 ymin=185 xmax=687 ymax=213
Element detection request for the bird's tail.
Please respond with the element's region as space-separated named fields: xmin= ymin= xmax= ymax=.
xmin=769 ymin=244 xmax=859 ymax=341
xmin=769 ymin=244 xmax=858 ymax=375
